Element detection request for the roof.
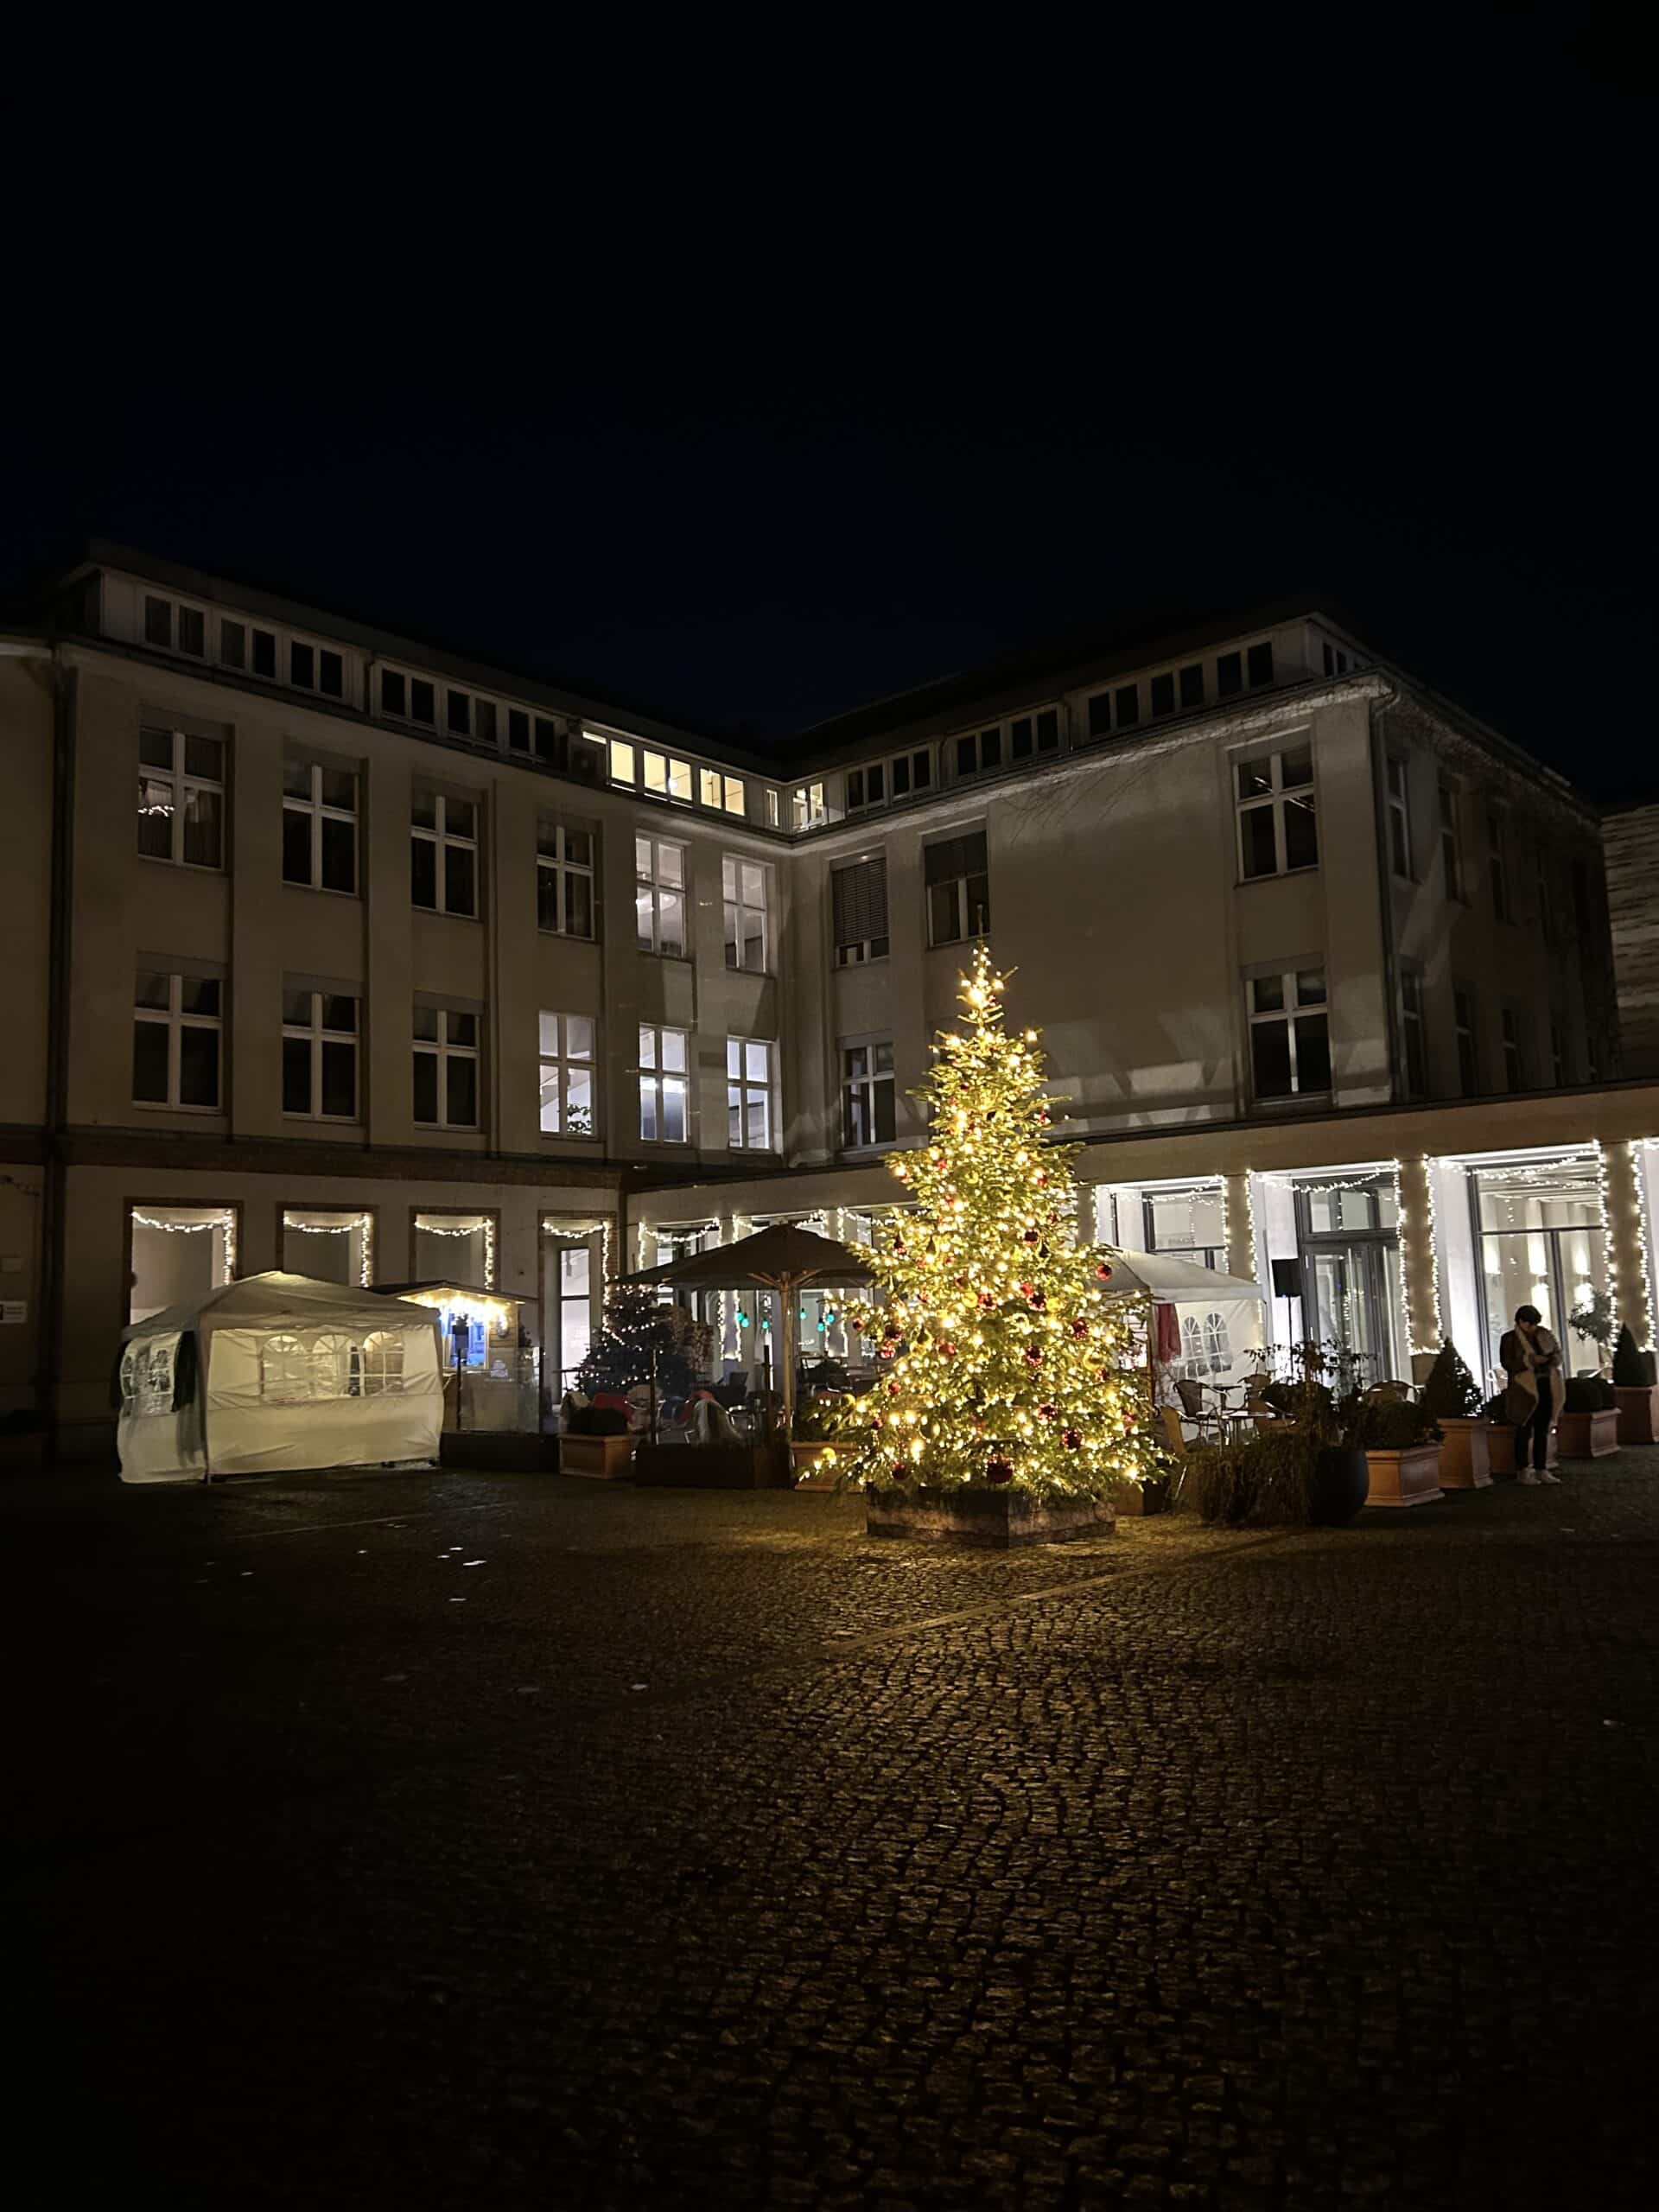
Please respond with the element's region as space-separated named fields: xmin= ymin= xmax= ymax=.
xmin=122 ymin=1270 xmax=441 ymax=1341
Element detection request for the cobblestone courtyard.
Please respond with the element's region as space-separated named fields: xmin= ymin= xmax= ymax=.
xmin=7 ymin=1457 xmax=1658 ymax=2209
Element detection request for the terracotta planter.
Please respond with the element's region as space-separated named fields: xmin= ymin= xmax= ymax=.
xmin=1485 ymin=1423 xmax=1560 ymax=1477
xmin=1435 ymin=1417 xmax=1491 ymax=1491
xmin=559 ymin=1432 xmax=634 ymax=1480
xmin=865 ymin=1484 xmax=1114 ymax=1548
xmin=1615 ymin=1385 xmax=1659 ymax=1444
xmin=1555 ymin=1408 xmax=1620 ymax=1459
xmin=1363 ymin=1443 xmax=1443 ymax=1508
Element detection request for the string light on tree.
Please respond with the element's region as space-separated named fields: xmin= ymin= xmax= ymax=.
xmin=829 ymin=945 xmax=1161 ymax=1500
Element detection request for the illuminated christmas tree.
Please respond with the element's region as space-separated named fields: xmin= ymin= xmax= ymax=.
xmin=833 ymin=945 xmax=1161 ymax=1497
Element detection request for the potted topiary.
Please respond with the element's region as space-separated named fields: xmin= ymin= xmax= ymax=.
xmin=1611 ymin=1324 xmax=1659 ymax=1443
xmin=1556 ymin=1373 xmax=1620 ymax=1459
xmin=1344 ymin=1393 xmax=1443 ymax=1507
xmin=1419 ymin=1342 xmax=1491 ymax=1489
xmin=1189 ymin=1422 xmax=1368 ymax=1529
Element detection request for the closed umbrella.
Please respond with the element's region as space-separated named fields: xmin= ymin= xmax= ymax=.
xmin=625 ymin=1223 xmax=876 ymax=1433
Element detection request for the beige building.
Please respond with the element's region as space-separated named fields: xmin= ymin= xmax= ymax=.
xmin=3 ymin=544 xmax=1657 ymax=1460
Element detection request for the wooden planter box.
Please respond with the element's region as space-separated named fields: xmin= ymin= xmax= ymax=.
xmin=865 ymin=1484 xmax=1114 ymax=1548
xmin=1435 ymin=1417 xmax=1491 ymax=1491
xmin=632 ymin=1440 xmax=791 ymax=1490
xmin=1615 ymin=1385 xmax=1659 ymax=1444
xmin=790 ymin=1441 xmax=841 ymax=1491
xmin=1555 ymin=1408 xmax=1620 ymax=1459
xmin=559 ymin=1432 xmax=635 ymax=1480
xmin=1363 ymin=1443 xmax=1443 ymax=1508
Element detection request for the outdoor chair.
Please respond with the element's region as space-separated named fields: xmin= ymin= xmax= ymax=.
xmin=1173 ymin=1377 xmax=1224 ymax=1441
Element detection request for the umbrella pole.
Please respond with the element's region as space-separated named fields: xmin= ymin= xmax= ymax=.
xmin=779 ymin=1279 xmax=798 ymax=1437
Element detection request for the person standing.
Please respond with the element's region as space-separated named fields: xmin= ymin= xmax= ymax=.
xmin=1499 ymin=1304 xmax=1562 ymax=1484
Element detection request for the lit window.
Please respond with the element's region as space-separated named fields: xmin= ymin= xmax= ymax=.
xmin=359 ymin=1331 xmax=405 ymax=1395
xmin=538 ymin=1011 xmax=596 ymax=1137
xmin=1236 ymin=745 xmax=1317 ymax=880
xmin=637 ymin=1024 xmax=690 ymax=1143
xmin=791 ymin=782 xmax=828 ymax=830
xmin=133 ymin=970 xmax=222 ymax=1109
xmin=283 ymin=760 xmax=357 ymax=893
xmin=1247 ymin=969 xmax=1330 ymax=1101
xmin=282 ymin=989 xmax=359 ymax=1120
xmin=635 ymin=835 xmax=687 ymax=957
xmin=536 ymin=823 xmax=595 ymax=938
xmin=842 ymin=1039 xmax=896 ymax=1148
xmin=137 ymin=728 xmax=223 ymax=869
xmin=727 ymin=1038 xmax=776 ymax=1150
xmin=700 ymin=767 xmax=746 ymax=816
xmin=608 ymin=738 xmax=636 ymax=785
xmin=413 ymin=1005 xmax=480 ymax=1129
xmin=722 ymin=856 xmax=769 ymax=972
xmin=411 ymin=792 xmax=479 ymax=918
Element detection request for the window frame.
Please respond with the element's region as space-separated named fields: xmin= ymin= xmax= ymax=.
xmin=1399 ymin=968 xmax=1427 ymax=1097
xmin=699 ymin=767 xmax=747 ymax=817
xmin=410 ymin=791 xmax=480 ymax=919
xmin=1454 ymin=983 xmax=1480 ymax=1096
xmin=841 ymin=1036 xmax=897 ymax=1152
xmin=412 ymin=1004 xmax=481 ymax=1130
xmin=721 ymin=855 xmax=771 ymax=973
xmin=925 ymin=830 xmax=990 ymax=949
xmin=536 ymin=822 xmax=596 ymax=940
xmin=537 ymin=1010 xmax=597 ymax=1139
xmin=137 ymin=728 xmax=225 ymax=871
xmin=833 ymin=855 xmax=890 ymax=967
xmin=1439 ymin=779 xmax=1464 ymax=900
xmin=1500 ymin=1002 xmax=1526 ymax=1091
xmin=634 ymin=833 xmax=689 ymax=958
xmin=1488 ymin=804 xmax=1511 ymax=923
xmin=1385 ymin=755 xmax=1414 ymax=879
xmin=1234 ymin=742 xmax=1318 ymax=882
xmin=635 ymin=1023 xmax=691 ymax=1145
xmin=1245 ymin=965 xmax=1331 ymax=1104
xmin=132 ymin=969 xmax=224 ymax=1112
xmin=282 ymin=988 xmax=360 ymax=1122
xmin=726 ymin=1036 xmax=778 ymax=1152
xmin=282 ymin=760 xmax=359 ymax=895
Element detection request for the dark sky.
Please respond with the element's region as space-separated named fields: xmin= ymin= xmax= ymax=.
xmin=5 ymin=14 xmax=1652 ymax=794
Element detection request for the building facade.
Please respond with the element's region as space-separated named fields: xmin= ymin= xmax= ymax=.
xmin=3 ymin=544 xmax=1656 ymax=1459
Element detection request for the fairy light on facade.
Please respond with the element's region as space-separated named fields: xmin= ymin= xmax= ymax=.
xmin=283 ymin=1211 xmax=374 ymax=1287
xmin=132 ymin=1208 xmax=237 ymax=1277
xmin=417 ymin=1214 xmax=496 ymax=1287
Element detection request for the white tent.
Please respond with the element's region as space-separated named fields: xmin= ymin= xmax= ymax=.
xmin=117 ymin=1272 xmax=444 ymax=1484
xmin=1096 ymin=1247 xmax=1268 ymax=1391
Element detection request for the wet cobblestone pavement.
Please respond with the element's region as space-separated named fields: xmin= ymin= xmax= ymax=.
xmin=7 ymin=1458 xmax=1659 ymax=2208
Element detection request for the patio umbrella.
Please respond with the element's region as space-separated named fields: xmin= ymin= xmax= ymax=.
xmin=625 ymin=1223 xmax=877 ymax=1433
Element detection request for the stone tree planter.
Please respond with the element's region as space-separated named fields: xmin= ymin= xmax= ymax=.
xmin=1555 ymin=1408 xmax=1620 ymax=1459
xmin=1362 ymin=1444 xmax=1443 ymax=1508
xmin=1435 ymin=1417 xmax=1491 ymax=1491
xmin=866 ymin=1484 xmax=1114 ymax=1548
xmin=1615 ymin=1385 xmax=1659 ymax=1445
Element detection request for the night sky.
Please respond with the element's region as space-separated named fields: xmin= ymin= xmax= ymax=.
xmin=5 ymin=16 xmax=1651 ymax=795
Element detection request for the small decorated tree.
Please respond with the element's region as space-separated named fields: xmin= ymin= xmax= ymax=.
xmin=832 ymin=946 xmax=1160 ymax=1498
xmin=575 ymin=1285 xmax=710 ymax=1401
xmin=1420 ymin=1340 xmax=1482 ymax=1421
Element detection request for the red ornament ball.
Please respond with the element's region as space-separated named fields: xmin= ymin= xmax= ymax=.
xmin=985 ymin=1453 xmax=1014 ymax=1485
xmin=1038 ymin=1402 xmax=1057 ymax=1421
xmin=887 ymin=1381 xmax=899 ymax=1396
xmin=1023 ymin=1229 xmax=1039 ymax=1246
xmin=1096 ymin=1262 xmax=1114 ymax=1281
xmin=939 ymin=1342 xmax=957 ymax=1358
xmin=1071 ymin=1318 xmax=1089 ymax=1338
xmin=977 ymin=1293 xmax=997 ymax=1312
xmin=890 ymin=1462 xmax=908 ymax=1481
xmin=1029 ymin=1290 xmax=1047 ymax=1313
xmin=1063 ymin=1428 xmax=1083 ymax=1451
xmin=1024 ymin=1344 xmax=1043 ymax=1365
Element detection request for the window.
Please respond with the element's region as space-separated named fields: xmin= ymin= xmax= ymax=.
xmin=848 ymin=749 xmax=934 ymax=810
xmin=1236 ymin=745 xmax=1317 ymax=879
xmin=289 ymin=640 xmax=344 ymax=696
xmin=1247 ymin=641 xmax=1275 ymax=687
xmin=143 ymin=594 xmax=171 ymax=648
xmin=128 ymin=1208 xmax=234 ymax=1325
xmin=411 ymin=792 xmax=478 ymax=918
xmin=260 ymin=1333 xmax=313 ymax=1406
xmin=1247 ymin=968 xmax=1330 ymax=1101
xmin=1488 ymin=805 xmax=1510 ymax=922
xmin=608 ymin=738 xmax=636 ymax=785
xmin=143 ymin=594 xmax=206 ymax=657
xmin=727 ymin=1038 xmax=776 ymax=1150
xmin=550 ymin=1237 xmax=594 ymax=1388
xmin=842 ymin=1039 xmax=896 ymax=1148
xmin=834 ymin=856 xmax=889 ymax=965
xmin=1179 ymin=664 xmax=1205 ymax=709
xmin=1179 ymin=1309 xmax=1232 ymax=1379
xmin=537 ymin=1012 xmax=596 ymax=1136
xmin=1536 ymin=848 xmax=1556 ymax=943
xmin=1386 ymin=756 xmax=1413 ymax=878
xmin=1087 ymin=691 xmax=1112 ymax=737
xmin=1455 ymin=986 xmax=1479 ymax=1095
xmin=1150 ymin=672 xmax=1176 ymax=716
xmin=637 ymin=1025 xmax=690 ymax=1143
xmin=765 ymin=789 xmax=781 ymax=829
xmin=1321 ymin=641 xmax=1353 ymax=676
xmin=1116 ymin=683 xmax=1140 ymax=726
xmin=282 ymin=989 xmax=359 ymax=1120
xmin=890 ymin=748 xmax=931 ymax=798
xmin=133 ymin=970 xmax=222 ymax=1109
xmin=1009 ymin=710 xmax=1060 ymax=761
xmin=282 ymin=1210 xmax=373 ymax=1287
xmin=792 ymin=781 xmax=829 ymax=830
xmin=137 ymin=728 xmax=223 ymax=868
xmin=219 ymin=619 xmax=277 ymax=678
xmin=536 ymin=823 xmax=595 ymax=938
xmin=635 ymin=836 xmax=687 ymax=956
xmin=954 ymin=727 xmax=1003 ymax=779
xmin=1439 ymin=780 xmax=1463 ymax=899
xmin=282 ymin=760 xmax=357 ymax=893
xmin=1400 ymin=969 xmax=1427 ymax=1096
xmin=1501 ymin=1005 xmax=1526 ymax=1091
xmin=1142 ymin=1185 xmax=1226 ymax=1271
xmin=413 ymin=1212 xmax=494 ymax=1287
xmin=1216 ymin=652 xmax=1243 ymax=696
xmin=925 ymin=830 xmax=990 ymax=946
xmin=722 ymin=857 xmax=770 ymax=971
xmin=641 ymin=750 xmax=694 ymax=804
xmin=1473 ymin=1156 xmax=1605 ymax=1381
xmin=699 ymin=768 xmax=747 ymax=816
xmin=359 ymin=1332 xmax=405 ymax=1394
xmin=413 ymin=1006 xmax=480 ymax=1128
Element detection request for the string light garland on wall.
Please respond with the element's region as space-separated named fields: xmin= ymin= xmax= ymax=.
xmin=132 ymin=1209 xmax=237 ymax=1278
xmin=539 ymin=1215 xmax=614 ymax=1286
xmin=416 ymin=1214 xmax=496 ymax=1288
xmin=283 ymin=1211 xmax=374 ymax=1287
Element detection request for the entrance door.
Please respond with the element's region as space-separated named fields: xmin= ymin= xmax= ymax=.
xmin=540 ymin=1238 xmax=594 ymax=1415
xmin=1306 ymin=1242 xmax=1399 ymax=1387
